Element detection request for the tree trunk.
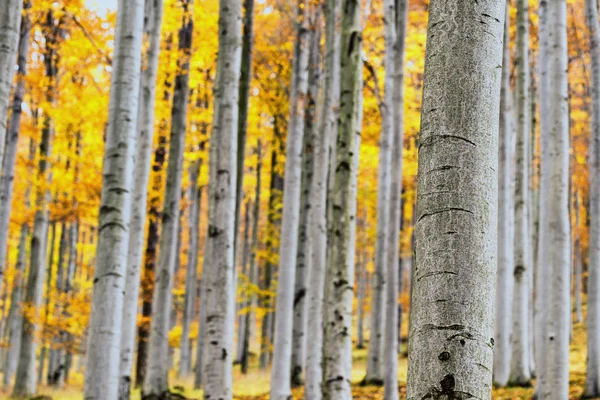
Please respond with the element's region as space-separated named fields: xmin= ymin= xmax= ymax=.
xmin=142 ymin=1 xmax=192 ymax=396
xmin=201 ymin=0 xmax=242 ymax=397
xmin=83 ymin=0 xmax=144 ymax=397
xmin=574 ymin=192 xmax=583 ymax=324
xmin=383 ymin=0 xmax=407 ymax=398
xmin=406 ymin=0 xmax=504 ymax=398
xmin=119 ymin=0 xmax=164 ymax=397
xmin=269 ymin=1 xmax=310 ymax=397
xmin=534 ymin=0 xmax=551 ymax=395
xmin=545 ymin=1 xmax=570 ymax=397
xmin=585 ymin=0 xmax=600 ymax=395
xmin=0 ymin=0 xmax=22 ymax=178
xmin=322 ymin=0 xmax=362 ymax=398
xmin=241 ymin=143 xmax=262 ymax=374
xmin=304 ymin=0 xmax=340 ymax=397
xmin=179 ymin=160 xmax=202 ymax=377
xmin=509 ymin=0 xmax=532 ymax=386
xmin=0 ymin=0 xmax=29 ymax=297
xmin=12 ymin=10 xmax=61 ymax=396
xmin=291 ymin=10 xmax=320 ymax=386
xmin=493 ymin=2 xmax=514 ymax=388
xmin=235 ymin=198 xmax=251 ymax=363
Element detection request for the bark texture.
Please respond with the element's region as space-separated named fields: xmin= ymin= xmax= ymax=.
xmin=509 ymin=0 xmax=532 ymax=386
xmin=269 ymin=0 xmax=310 ymax=397
xmin=322 ymin=0 xmax=362 ymax=398
xmin=406 ymin=0 xmax=504 ymax=398
xmin=83 ymin=0 xmax=144 ymax=398
xmin=493 ymin=2 xmax=514 ymax=388
xmin=304 ymin=0 xmax=341 ymax=397
xmin=119 ymin=0 xmax=164 ymax=397
xmin=201 ymin=0 xmax=242 ymax=397
xmin=544 ymin=1 xmax=570 ymax=398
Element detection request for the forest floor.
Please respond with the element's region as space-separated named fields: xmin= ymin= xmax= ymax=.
xmin=20 ymin=318 xmax=591 ymax=400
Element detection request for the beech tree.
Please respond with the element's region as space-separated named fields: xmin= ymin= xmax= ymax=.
xmin=323 ymin=0 xmax=362 ymax=397
xmin=119 ymin=0 xmax=164 ymax=396
xmin=406 ymin=0 xmax=504 ymax=399
xmin=201 ymin=0 xmax=242 ymax=397
xmin=83 ymin=0 xmax=144 ymax=398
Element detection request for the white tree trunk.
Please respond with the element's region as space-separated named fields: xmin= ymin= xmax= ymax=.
xmin=143 ymin=3 xmax=192 ymax=395
xmin=493 ymin=2 xmax=514 ymax=388
xmin=269 ymin=1 xmax=310 ymax=398
xmin=119 ymin=0 xmax=164 ymax=397
xmin=534 ymin=0 xmax=551 ymax=395
xmin=304 ymin=0 xmax=341 ymax=397
xmin=0 ymin=0 xmax=28 ymax=299
xmin=574 ymin=192 xmax=583 ymax=324
xmin=322 ymin=0 xmax=362 ymax=398
xmin=509 ymin=0 xmax=532 ymax=386
xmin=383 ymin=1 xmax=407 ymax=398
xmin=406 ymin=0 xmax=504 ymax=398
xmin=201 ymin=0 xmax=242 ymax=397
xmin=179 ymin=161 xmax=201 ymax=377
xmin=585 ymin=0 xmax=600 ymax=396
xmin=0 ymin=0 xmax=22 ymax=180
xmin=544 ymin=1 xmax=570 ymax=397
xmin=83 ymin=0 xmax=144 ymax=398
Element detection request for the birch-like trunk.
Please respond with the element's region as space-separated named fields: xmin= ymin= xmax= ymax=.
xmin=509 ymin=0 xmax=532 ymax=386
xmin=586 ymin=0 xmax=600 ymax=395
xmin=365 ymin=0 xmax=394 ymax=379
xmin=201 ymin=0 xmax=242 ymax=397
xmin=179 ymin=160 xmax=202 ymax=377
xmin=119 ymin=0 xmax=164 ymax=397
xmin=83 ymin=0 xmax=144 ymax=398
xmin=269 ymin=1 xmax=310 ymax=397
xmin=304 ymin=1 xmax=340 ymax=397
xmin=544 ymin=1 xmax=570 ymax=397
xmin=0 ymin=0 xmax=22 ymax=177
xmin=493 ymin=2 xmax=514 ymax=388
xmin=534 ymin=0 xmax=551 ymax=395
xmin=235 ymin=198 xmax=251 ymax=363
xmin=241 ymin=143 xmax=262 ymax=374
xmin=574 ymin=192 xmax=583 ymax=324
xmin=142 ymin=3 xmax=192 ymax=396
xmin=291 ymin=12 xmax=320 ymax=385
xmin=12 ymin=11 xmax=61 ymax=396
xmin=383 ymin=0 xmax=407 ymax=398
xmin=0 ymin=0 xmax=29 ymax=299
xmin=406 ymin=0 xmax=504 ymax=398
xmin=322 ymin=0 xmax=362 ymax=398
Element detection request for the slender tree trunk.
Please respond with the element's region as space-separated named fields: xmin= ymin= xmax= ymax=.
xmin=119 ymin=0 xmax=164 ymax=397
xmin=0 ymin=0 xmax=29 ymax=299
xmin=83 ymin=0 xmax=144 ymax=397
xmin=383 ymin=0 xmax=407 ymax=398
xmin=534 ymin=0 xmax=551 ymax=395
xmin=0 ymin=0 xmax=22 ymax=178
xmin=357 ymin=246 xmax=367 ymax=350
xmin=322 ymin=0 xmax=362 ymax=398
xmin=543 ymin=0 xmax=571 ymax=397
xmin=509 ymin=0 xmax=532 ymax=386
xmin=193 ymin=251 xmax=206 ymax=389
xmin=241 ymin=144 xmax=262 ymax=374
xmin=365 ymin=0 xmax=393 ymax=380
xmin=574 ymin=192 xmax=583 ymax=324
xmin=291 ymin=11 xmax=320 ymax=386
xmin=406 ymin=0 xmax=504 ymax=398
xmin=269 ymin=1 xmax=310 ymax=396
xmin=201 ymin=0 xmax=242 ymax=397
xmin=304 ymin=0 xmax=340 ymax=397
xmin=179 ymin=161 xmax=202 ymax=377
xmin=235 ymin=198 xmax=251 ymax=363
xmin=586 ymin=0 xmax=600 ymax=394
xmin=493 ymin=2 xmax=514 ymax=388
xmin=12 ymin=11 xmax=62 ymax=396
xmin=142 ymin=2 xmax=192 ymax=396
xmin=38 ymin=220 xmax=56 ymax=386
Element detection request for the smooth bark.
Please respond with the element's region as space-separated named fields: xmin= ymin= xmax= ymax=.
xmin=406 ymin=0 xmax=504 ymax=398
